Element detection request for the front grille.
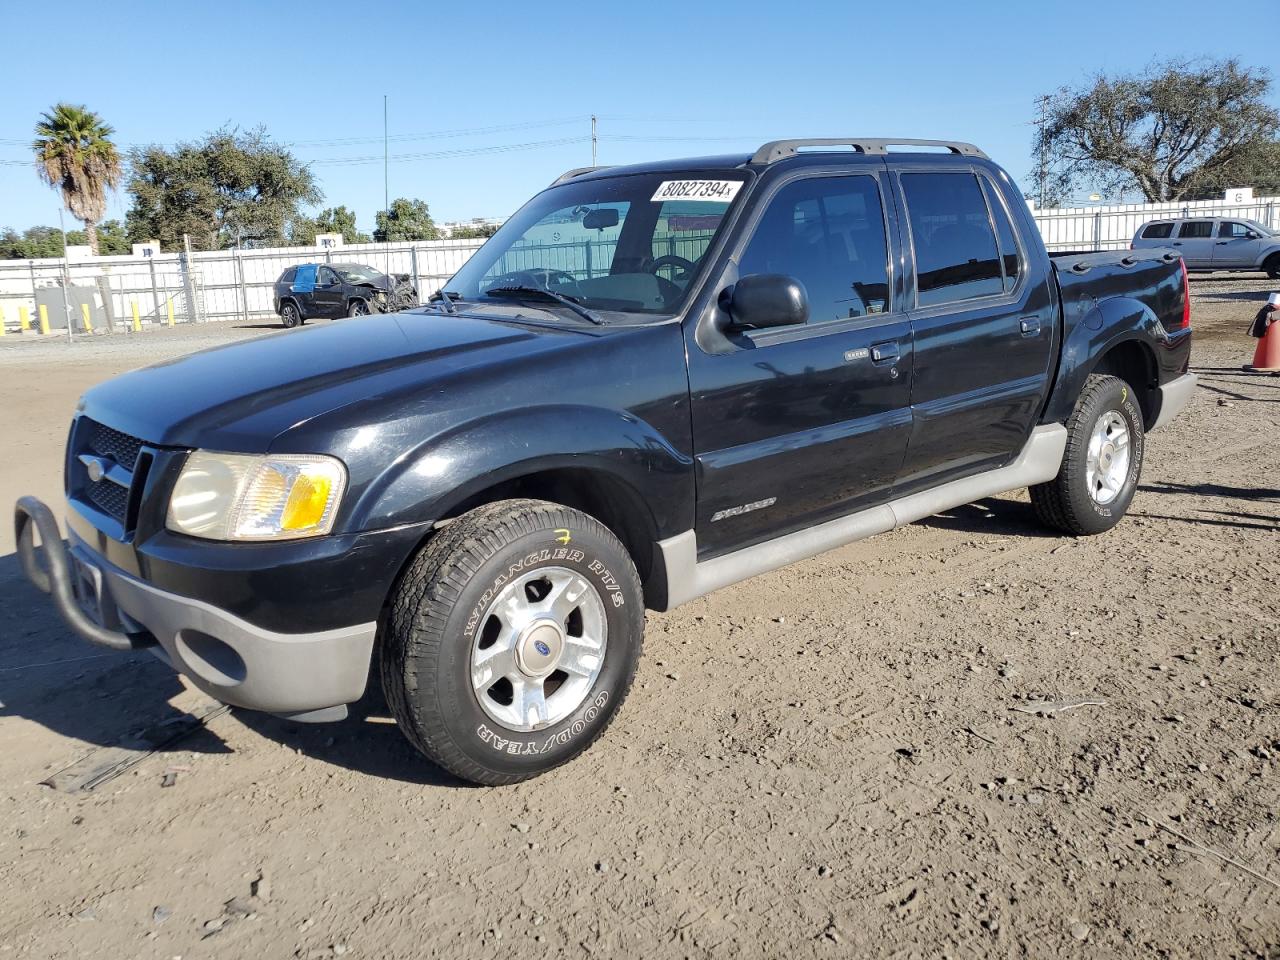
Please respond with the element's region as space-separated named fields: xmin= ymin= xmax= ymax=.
xmin=87 ymin=422 xmax=143 ymax=471
xmin=71 ymin=418 xmax=150 ymax=528
xmin=86 ymin=477 xmax=130 ymax=520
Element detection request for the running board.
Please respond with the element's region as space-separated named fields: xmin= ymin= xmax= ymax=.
xmin=654 ymin=424 xmax=1068 ymax=610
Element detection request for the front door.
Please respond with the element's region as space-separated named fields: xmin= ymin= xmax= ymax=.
xmin=891 ymin=167 xmax=1056 ymax=490
xmin=1213 ymin=220 xmax=1264 ymax=268
xmin=1172 ymin=220 xmax=1216 ymax=268
xmin=313 ymin=265 xmax=346 ymax=317
xmin=686 ymin=169 xmax=913 ymax=558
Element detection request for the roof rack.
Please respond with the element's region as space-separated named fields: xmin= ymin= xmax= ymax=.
xmin=550 ymin=165 xmax=612 ymax=186
xmin=751 ymin=138 xmax=987 ymax=164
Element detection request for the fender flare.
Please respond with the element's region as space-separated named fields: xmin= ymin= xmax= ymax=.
xmin=1041 ymin=295 xmax=1165 ymax=425
xmin=345 ymin=404 xmax=694 ymax=537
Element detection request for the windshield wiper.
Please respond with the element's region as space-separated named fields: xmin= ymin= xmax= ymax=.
xmin=428 ymin=289 xmax=459 ymax=314
xmin=483 ymin=285 xmax=603 ymax=325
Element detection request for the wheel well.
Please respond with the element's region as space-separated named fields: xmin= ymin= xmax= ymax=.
xmin=1091 ymin=340 xmax=1157 ymax=427
xmin=278 ymin=296 xmax=299 ymax=315
xmin=439 ymin=468 xmax=657 ymax=594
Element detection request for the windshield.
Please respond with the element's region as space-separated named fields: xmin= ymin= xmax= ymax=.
xmin=444 ymin=170 xmax=749 ymax=321
xmin=334 ymin=264 xmax=387 ymax=283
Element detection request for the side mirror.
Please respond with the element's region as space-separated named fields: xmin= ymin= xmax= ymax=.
xmin=725 ymin=274 xmax=809 ymax=330
xmin=1247 ymin=231 xmax=1261 ymax=240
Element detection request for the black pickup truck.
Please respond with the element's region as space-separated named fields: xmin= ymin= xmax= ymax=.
xmin=16 ymin=138 xmax=1195 ymax=785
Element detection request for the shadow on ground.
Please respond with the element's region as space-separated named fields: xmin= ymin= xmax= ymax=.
xmin=916 ymin=497 xmax=1058 ymax=538
xmin=0 ymin=551 xmax=465 ymax=788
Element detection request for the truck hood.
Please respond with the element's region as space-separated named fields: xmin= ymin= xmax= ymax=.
xmin=79 ymin=310 xmax=589 ymax=450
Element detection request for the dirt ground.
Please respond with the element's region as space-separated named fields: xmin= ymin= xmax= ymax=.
xmin=0 ymin=281 xmax=1277 ymax=959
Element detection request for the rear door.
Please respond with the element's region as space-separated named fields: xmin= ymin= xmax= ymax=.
xmin=1213 ymin=220 xmax=1264 ymax=267
xmin=686 ymin=166 xmax=913 ymax=557
xmin=1172 ymin=220 xmax=1216 ymax=268
xmin=891 ymin=166 xmax=1056 ymax=491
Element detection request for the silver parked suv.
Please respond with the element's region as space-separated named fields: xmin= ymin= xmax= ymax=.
xmin=1132 ymin=217 xmax=1280 ymax=277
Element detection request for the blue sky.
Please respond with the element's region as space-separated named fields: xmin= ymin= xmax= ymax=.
xmin=2 ymin=0 xmax=1277 ymax=236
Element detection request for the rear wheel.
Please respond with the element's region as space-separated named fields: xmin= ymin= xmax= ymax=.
xmin=381 ymin=499 xmax=643 ymax=785
xmin=1030 ymin=374 xmax=1145 ymax=536
xmin=280 ymin=302 xmax=301 ymax=328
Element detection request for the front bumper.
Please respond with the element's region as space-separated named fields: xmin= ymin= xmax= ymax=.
xmin=16 ymin=496 xmax=377 ymax=720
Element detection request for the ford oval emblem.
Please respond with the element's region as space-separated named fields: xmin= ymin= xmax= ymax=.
xmin=534 ymin=640 xmax=551 ymax=657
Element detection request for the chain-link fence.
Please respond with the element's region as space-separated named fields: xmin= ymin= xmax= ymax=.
xmin=0 ymin=238 xmax=486 ymax=335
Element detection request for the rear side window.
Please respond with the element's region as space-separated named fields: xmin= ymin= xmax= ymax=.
xmin=280 ymin=267 xmax=297 ymax=283
xmin=1178 ymin=221 xmax=1213 ymax=239
xmin=738 ymin=174 xmax=890 ymax=323
xmin=901 ymin=172 xmax=1002 ymax=307
xmin=982 ymin=179 xmax=1021 ymax=293
xmin=1141 ymin=222 xmax=1173 ymax=239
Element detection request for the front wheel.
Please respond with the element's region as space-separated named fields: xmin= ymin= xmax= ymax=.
xmin=1264 ymin=253 xmax=1280 ymax=281
xmin=348 ymin=299 xmax=370 ymax=317
xmin=1030 ymin=374 xmax=1145 ymax=536
xmin=381 ymin=499 xmax=643 ymax=785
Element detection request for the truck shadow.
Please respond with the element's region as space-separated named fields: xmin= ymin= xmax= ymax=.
xmin=0 ymin=552 xmax=468 ymax=788
xmin=916 ymin=497 xmax=1059 ymax=538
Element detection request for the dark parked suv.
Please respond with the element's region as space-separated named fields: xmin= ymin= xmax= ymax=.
xmin=272 ymin=262 xmax=418 ymax=327
xmin=18 ymin=138 xmax=1195 ymax=785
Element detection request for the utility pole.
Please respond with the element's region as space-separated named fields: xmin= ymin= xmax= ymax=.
xmin=383 ymin=95 xmax=390 ymax=216
xmin=591 ymin=114 xmax=597 ymax=167
xmin=1036 ymin=95 xmax=1050 ymax=209
xmin=57 ymin=208 xmax=74 ymax=343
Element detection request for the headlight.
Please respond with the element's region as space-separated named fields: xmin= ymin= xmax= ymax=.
xmin=166 ymin=452 xmax=347 ymax=541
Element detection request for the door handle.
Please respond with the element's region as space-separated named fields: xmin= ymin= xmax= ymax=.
xmin=1215 ymin=240 xmax=1229 ymax=245
xmin=1019 ymin=317 xmax=1041 ymax=337
xmin=870 ymin=341 xmax=899 ymax=364
xmin=1172 ymin=241 xmax=1182 ymax=246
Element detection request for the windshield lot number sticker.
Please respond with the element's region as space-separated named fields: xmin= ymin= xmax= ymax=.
xmin=652 ymin=180 xmax=742 ymax=203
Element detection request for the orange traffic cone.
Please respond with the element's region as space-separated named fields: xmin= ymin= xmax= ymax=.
xmin=1245 ymin=295 xmax=1280 ymax=373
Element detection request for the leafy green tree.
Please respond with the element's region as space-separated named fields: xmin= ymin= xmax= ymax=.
xmin=95 ymin=219 xmax=131 ymax=255
xmin=1034 ymin=58 xmax=1280 ymax=202
xmin=374 ymin=198 xmax=438 ymax=242
xmin=291 ymin=205 xmax=370 ymax=245
xmin=449 ymin=223 xmax=500 ymax=239
xmin=0 ymin=225 xmax=86 ymax=259
xmin=126 ymin=127 xmax=321 ymax=251
xmin=32 ymin=103 xmax=123 ymax=255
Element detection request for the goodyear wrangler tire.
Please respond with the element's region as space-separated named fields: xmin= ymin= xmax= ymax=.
xmin=1030 ymin=374 xmax=1145 ymax=536
xmin=381 ymin=499 xmax=643 ymax=785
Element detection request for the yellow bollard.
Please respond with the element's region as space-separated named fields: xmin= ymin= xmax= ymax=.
xmin=38 ymin=304 xmax=50 ymax=335
xmin=19 ymin=305 xmax=31 ymax=332
xmin=166 ymin=298 xmax=175 ymax=327
xmin=130 ymin=301 xmax=141 ymax=333
xmin=81 ymin=303 xmax=94 ymax=334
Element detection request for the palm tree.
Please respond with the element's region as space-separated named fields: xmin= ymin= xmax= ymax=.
xmin=33 ymin=104 xmax=122 ymax=256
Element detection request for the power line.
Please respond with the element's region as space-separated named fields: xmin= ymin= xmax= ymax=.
xmin=306 ymin=136 xmax=590 ymax=166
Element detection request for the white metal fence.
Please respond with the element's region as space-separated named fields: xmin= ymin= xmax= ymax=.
xmin=0 ymin=238 xmax=485 ymax=334
xmin=1031 ymin=194 xmax=1280 ymax=252
xmin=3 ymin=194 xmax=1278 ymax=335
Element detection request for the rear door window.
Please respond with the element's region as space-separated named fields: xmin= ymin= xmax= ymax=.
xmin=1141 ymin=222 xmax=1174 ymax=239
xmin=981 ymin=179 xmax=1021 ymax=293
xmin=1177 ymin=221 xmax=1214 ymax=239
xmin=738 ymin=174 xmax=891 ymax=323
xmin=900 ymin=172 xmax=1003 ymax=307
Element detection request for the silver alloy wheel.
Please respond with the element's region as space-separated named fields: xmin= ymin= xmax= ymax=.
xmin=1085 ymin=410 xmax=1131 ymax=505
xmin=469 ymin=566 xmax=607 ymax=732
